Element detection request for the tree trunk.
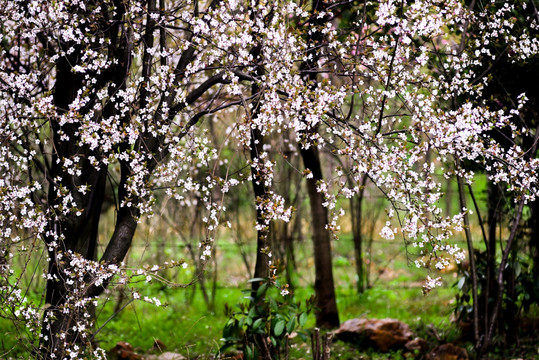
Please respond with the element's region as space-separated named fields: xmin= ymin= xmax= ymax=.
xmin=40 ymin=11 xmax=135 ymax=353
xmin=39 ymin=42 xmax=104 ymax=357
xmin=250 ymin=126 xmax=269 ymax=292
xmin=40 ymin=167 xmax=108 ymax=355
xmin=300 ymin=146 xmax=340 ymax=328
xmin=351 ymin=174 xmax=368 ymax=293
xmin=294 ymin=0 xmax=340 ymax=329
xmin=248 ymin=16 xmax=269 ymax=292
xmin=40 ymin=166 xmax=138 ymax=358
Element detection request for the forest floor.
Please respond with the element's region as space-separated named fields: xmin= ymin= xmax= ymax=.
xmin=92 ymin=234 xmax=539 ymax=359
xmin=2 ymin=231 xmax=538 ymax=359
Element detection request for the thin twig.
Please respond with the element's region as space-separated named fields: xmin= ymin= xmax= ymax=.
xmin=457 ymin=168 xmax=480 ymax=346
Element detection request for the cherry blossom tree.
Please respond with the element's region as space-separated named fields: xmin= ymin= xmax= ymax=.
xmin=1 ymin=0 xmax=538 ymax=358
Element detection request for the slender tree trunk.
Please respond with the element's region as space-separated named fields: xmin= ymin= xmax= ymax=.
xmin=351 ymin=174 xmax=368 ymax=293
xmin=295 ymin=0 xmax=340 ymax=329
xmin=286 ymin=185 xmax=302 ymax=289
xmin=445 ymin=177 xmax=453 ymax=216
xmin=247 ymin=5 xmax=269 ymax=292
xmin=249 ymin=90 xmax=268 ymax=292
xmin=503 ymin=260 xmax=518 ymax=346
xmin=525 ymin=126 xmax=539 ymax=282
xmin=250 ymin=126 xmax=269 ymax=292
xmin=300 ymin=146 xmax=340 ymax=328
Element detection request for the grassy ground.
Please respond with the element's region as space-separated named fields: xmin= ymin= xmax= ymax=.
xmin=0 ymin=218 xmax=466 ymax=358
xmin=90 ymin=231 xmax=462 ymax=359
xmin=3 ymin=231 xmax=537 ymax=359
xmin=94 ymin=285 xmax=457 ymax=358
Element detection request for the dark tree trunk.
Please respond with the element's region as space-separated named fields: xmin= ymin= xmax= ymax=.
xmin=40 ymin=140 xmax=138 ymax=358
xmin=249 ymin=108 xmax=269 ymax=293
xmin=294 ymin=0 xmax=340 ymax=329
xmin=503 ymin=261 xmax=518 ymax=346
xmin=247 ymin=9 xmax=269 ymax=293
xmin=40 ymin=42 xmax=104 ymax=356
xmin=285 ymin=183 xmax=302 ymax=289
xmin=40 ymin=168 xmax=108 ymax=357
xmin=40 ymin=3 xmax=135 ymax=356
xmin=351 ymin=175 xmax=368 ymax=293
xmin=250 ymin=126 xmax=269 ymax=293
xmin=300 ymin=146 xmax=340 ymax=328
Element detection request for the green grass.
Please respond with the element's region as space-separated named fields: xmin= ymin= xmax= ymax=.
xmin=94 ymin=285 xmax=245 ymax=356
xmin=87 ymin=226 xmax=467 ymax=359
xmin=91 ymin=280 xmax=457 ymax=359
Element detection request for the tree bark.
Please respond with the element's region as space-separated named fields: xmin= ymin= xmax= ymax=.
xmin=300 ymin=146 xmax=340 ymax=328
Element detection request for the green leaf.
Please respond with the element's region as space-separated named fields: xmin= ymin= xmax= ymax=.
xmin=287 ymin=316 xmax=296 ymax=333
xmin=274 ymin=319 xmax=286 ymax=336
xmin=299 ymin=312 xmax=308 ymax=327
xmin=457 ymin=277 xmax=466 ymax=290
xmin=269 ymin=297 xmax=278 ymax=312
xmin=253 ymin=318 xmax=264 ymax=331
xmin=222 ymin=325 xmax=232 ymax=338
xmin=256 ymin=283 xmax=268 ymax=298
xmin=245 ymin=345 xmax=254 ymax=360
xmin=514 ymin=261 xmax=522 ymax=277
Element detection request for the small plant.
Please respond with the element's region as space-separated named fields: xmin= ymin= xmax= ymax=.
xmin=220 ymin=278 xmax=314 ymax=360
